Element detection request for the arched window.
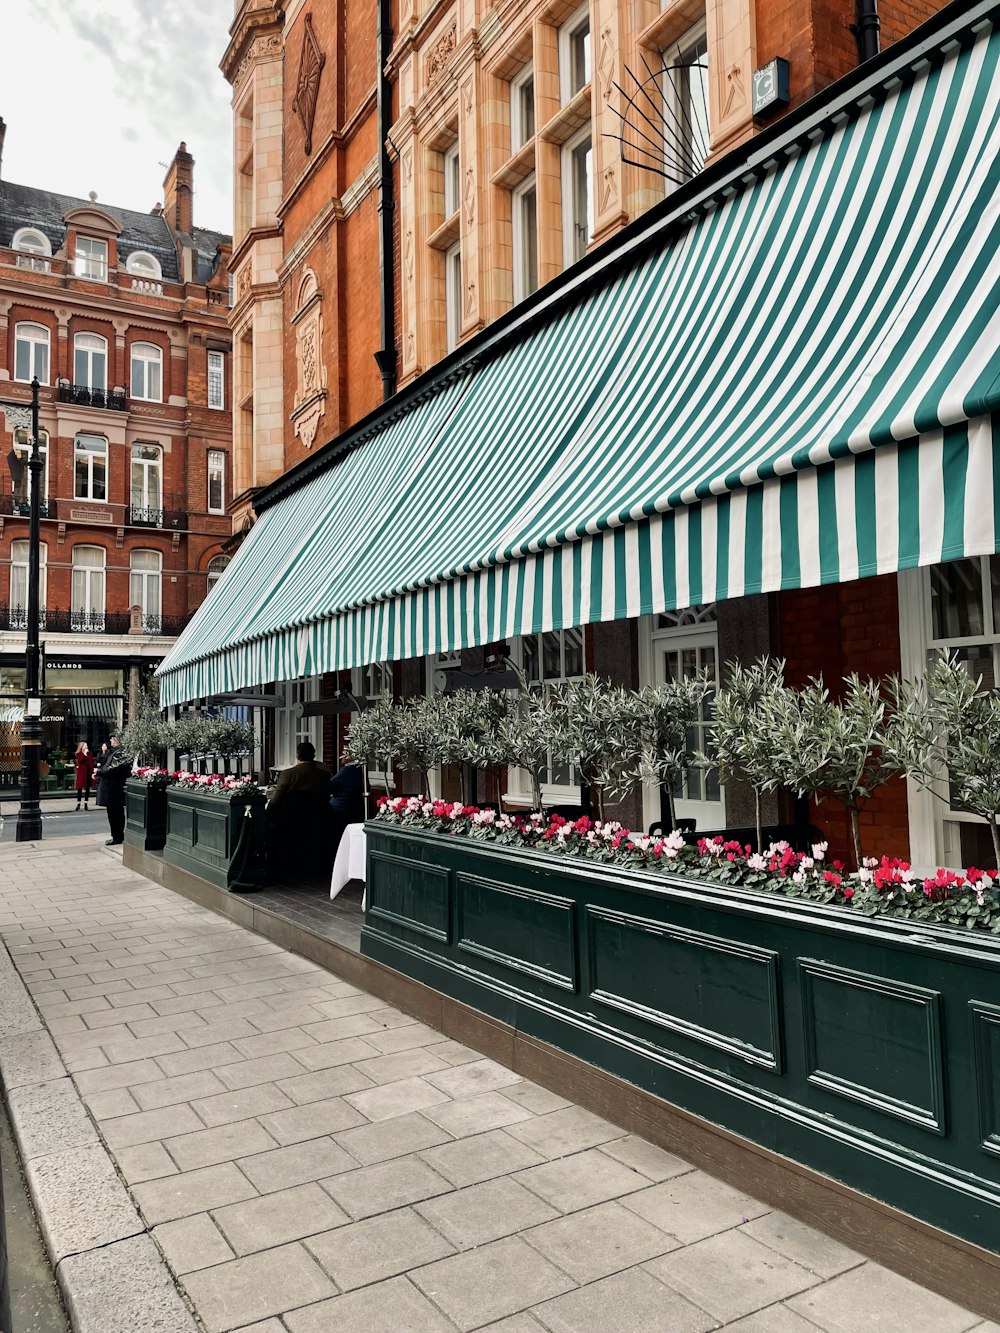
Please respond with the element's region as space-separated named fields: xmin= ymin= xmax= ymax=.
xmin=9 ymin=540 xmax=48 ymax=629
xmin=130 ymin=550 xmax=162 ymax=631
xmin=11 ymin=428 xmax=48 ymax=512
xmin=206 ymin=554 xmax=230 ymax=593
xmin=71 ymin=546 xmax=106 ymax=630
xmin=130 ymin=444 xmax=162 ymax=524
xmin=125 ymin=251 xmax=161 ymax=280
xmin=130 ymin=342 xmax=162 ymax=402
xmin=13 ymin=322 xmax=50 ymax=384
xmin=73 ymin=332 xmax=108 ymax=392
xmin=74 ymin=434 xmax=108 ymax=501
xmin=11 ymin=228 xmax=51 ymax=256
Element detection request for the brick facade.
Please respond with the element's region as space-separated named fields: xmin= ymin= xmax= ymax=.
xmin=0 ymin=132 xmax=232 ymax=742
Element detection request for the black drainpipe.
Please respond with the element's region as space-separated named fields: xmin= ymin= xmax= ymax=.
xmin=852 ymin=0 xmax=880 ymax=63
xmin=375 ymin=0 xmax=397 ymax=400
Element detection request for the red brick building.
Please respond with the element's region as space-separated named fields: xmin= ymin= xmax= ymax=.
xmin=0 ymin=128 xmax=233 ymax=779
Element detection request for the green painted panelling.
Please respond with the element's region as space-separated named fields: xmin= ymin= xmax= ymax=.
xmin=361 ymin=826 xmax=1000 ymax=1253
xmin=457 ymin=873 xmax=577 ymax=992
xmin=587 ymin=906 xmax=781 ymax=1070
xmin=163 ymin=791 xmax=266 ymax=892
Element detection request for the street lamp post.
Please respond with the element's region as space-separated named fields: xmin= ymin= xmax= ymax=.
xmin=12 ymin=379 xmax=43 ymax=842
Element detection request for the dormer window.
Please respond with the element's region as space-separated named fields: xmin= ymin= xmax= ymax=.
xmin=75 ymin=236 xmax=108 ymax=281
xmin=12 ymin=228 xmax=51 ymax=256
xmin=125 ymin=251 xmax=161 ymax=280
xmin=12 ymin=228 xmax=51 ymax=272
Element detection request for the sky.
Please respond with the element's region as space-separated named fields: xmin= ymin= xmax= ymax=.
xmin=3 ymin=0 xmax=234 ymax=234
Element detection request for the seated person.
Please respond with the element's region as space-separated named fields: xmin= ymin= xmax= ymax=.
xmin=267 ymin=742 xmax=332 ymax=879
xmin=328 ymin=761 xmax=365 ymax=860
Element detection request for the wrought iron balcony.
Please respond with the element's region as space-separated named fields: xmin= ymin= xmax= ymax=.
xmin=128 ymin=505 xmax=163 ymax=527
xmin=56 ymin=382 xmax=127 ymax=412
xmin=0 ymin=605 xmax=193 ymax=636
xmin=0 ymin=495 xmax=51 ymax=519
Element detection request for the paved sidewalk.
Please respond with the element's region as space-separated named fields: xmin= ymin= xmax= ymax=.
xmin=0 ymin=835 xmax=994 ymax=1333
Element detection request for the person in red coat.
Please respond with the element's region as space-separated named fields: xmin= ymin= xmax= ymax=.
xmin=74 ymin=742 xmax=95 ymax=811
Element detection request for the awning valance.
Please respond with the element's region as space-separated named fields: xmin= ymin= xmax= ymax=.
xmin=158 ymin=13 xmax=1000 ymax=707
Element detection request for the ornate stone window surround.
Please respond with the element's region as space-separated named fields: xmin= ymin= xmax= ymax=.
xmin=290 ymin=269 xmax=327 ymax=450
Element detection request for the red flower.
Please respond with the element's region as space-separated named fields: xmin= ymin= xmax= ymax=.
xmin=842 ymin=887 xmax=854 ymax=900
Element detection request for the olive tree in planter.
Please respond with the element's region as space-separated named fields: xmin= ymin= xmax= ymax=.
xmin=484 ymin=678 xmax=556 ymax=813
xmin=889 ymin=654 xmax=1000 ymax=867
xmin=439 ymin=688 xmax=511 ymax=807
xmin=627 ymin=674 xmax=714 ymax=833
xmin=344 ymin=696 xmax=400 ymax=804
xmin=394 ymin=696 xmax=449 ymax=798
xmin=712 ymin=658 xmax=788 ymax=852
xmin=755 ymin=670 xmax=902 ymax=869
xmin=553 ymin=675 xmax=642 ymax=821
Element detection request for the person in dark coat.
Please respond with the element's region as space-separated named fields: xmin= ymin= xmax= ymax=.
xmin=328 ymin=761 xmax=364 ymax=858
xmin=266 ymin=742 xmax=331 ymax=879
xmin=95 ymin=736 xmax=132 ymax=845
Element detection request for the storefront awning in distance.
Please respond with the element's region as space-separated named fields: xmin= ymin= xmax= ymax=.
xmin=157 ymin=1 xmax=1000 ymax=707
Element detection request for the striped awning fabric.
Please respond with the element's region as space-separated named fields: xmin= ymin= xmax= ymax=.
xmin=158 ymin=15 xmax=1000 ymax=707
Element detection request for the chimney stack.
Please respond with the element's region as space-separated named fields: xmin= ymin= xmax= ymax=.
xmin=162 ymin=141 xmax=194 ymax=236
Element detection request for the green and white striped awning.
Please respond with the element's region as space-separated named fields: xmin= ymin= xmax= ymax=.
xmin=158 ymin=13 xmax=1000 ymax=707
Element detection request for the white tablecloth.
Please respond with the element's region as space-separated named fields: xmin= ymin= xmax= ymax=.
xmin=331 ymin=823 xmax=367 ymax=902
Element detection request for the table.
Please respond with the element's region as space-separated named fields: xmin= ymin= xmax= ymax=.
xmin=330 ymin=822 xmax=367 ymax=906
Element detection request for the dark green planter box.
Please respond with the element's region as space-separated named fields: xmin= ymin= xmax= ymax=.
xmin=362 ymin=825 xmax=1000 ymax=1253
xmin=124 ymin=779 xmax=169 ymax=852
xmin=164 ymin=787 xmax=266 ymax=891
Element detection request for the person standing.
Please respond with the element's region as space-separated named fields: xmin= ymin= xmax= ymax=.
xmin=95 ymin=736 xmax=132 ymax=846
xmin=73 ymin=742 xmax=95 ymax=811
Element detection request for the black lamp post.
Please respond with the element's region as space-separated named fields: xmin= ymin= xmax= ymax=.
xmin=5 ymin=378 xmax=44 ymax=841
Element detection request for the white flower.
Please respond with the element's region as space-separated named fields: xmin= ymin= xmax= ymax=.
xmin=661 ymin=830 xmax=686 ymax=859
xmin=856 ymin=867 xmax=873 ymax=884
xmin=792 ymin=868 xmax=807 ymax=885
xmin=422 ymin=802 xmax=434 ymax=816
xmin=862 ymin=857 xmax=878 ymax=869
xmin=799 ymin=856 xmax=815 ymax=871
xmin=811 ymin=841 xmax=828 ymax=861
xmin=748 ymin=853 xmax=768 ymax=871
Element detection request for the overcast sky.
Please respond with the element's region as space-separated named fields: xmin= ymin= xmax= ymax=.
xmin=3 ymin=0 xmax=234 ymax=234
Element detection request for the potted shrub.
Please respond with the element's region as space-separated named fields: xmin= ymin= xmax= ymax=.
xmin=124 ymin=767 xmax=171 ymax=852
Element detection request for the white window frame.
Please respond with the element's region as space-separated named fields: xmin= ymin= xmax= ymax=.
xmin=639 ymin=608 xmax=724 ymax=833
xmin=13 ymin=322 xmax=50 ymax=384
xmin=562 ymin=125 xmax=593 ymax=267
xmin=73 ymin=333 xmax=108 ymax=392
xmin=207 ymin=350 xmax=225 ymax=410
xmin=207 ymin=450 xmax=226 ymax=514
xmin=130 ymin=444 xmax=163 ymax=519
xmin=276 ymin=676 xmax=320 ymax=770
xmin=443 ymin=143 xmax=461 ymax=218
xmin=130 ymin=342 xmax=163 ymax=402
xmin=445 ymin=242 xmax=462 ymax=352
xmin=10 ymin=540 xmax=47 ymax=621
xmin=124 ymin=251 xmax=162 ymax=279
xmin=129 ymin=549 xmax=162 ymax=627
xmin=11 ymin=227 xmax=51 ymax=257
xmin=11 ymin=428 xmax=48 ymax=507
xmin=512 ymin=175 xmax=539 ymax=303
xmin=71 ymin=545 xmax=106 ymax=627
xmin=74 ymin=434 xmax=108 ymax=502
xmin=898 ymin=561 xmax=1000 ymax=871
xmin=74 ymin=236 xmax=108 ymax=281
xmin=511 ymin=64 xmax=535 ymax=151
xmin=207 ymin=554 xmax=230 ymax=593
xmin=660 ymin=20 xmax=710 ymax=190
xmin=559 ymin=3 xmax=592 ymax=104
xmin=352 ymin=662 xmax=394 ymax=789
xmin=506 ymin=630 xmax=587 ymax=806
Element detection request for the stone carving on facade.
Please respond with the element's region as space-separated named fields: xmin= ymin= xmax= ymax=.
xmin=601 ymin=164 xmax=618 ymax=210
xmin=463 ymin=167 xmax=476 ymax=228
xmin=233 ymin=33 xmax=282 ymax=91
xmin=427 ymin=24 xmax=456 ymax=81
xmin=290 ymin=268 xmax=328 ymax=449
xmin=723 ymin=63 xmax=745 ymax=119
xmin=238 ymin=265 xmax=252 ymax=300
xmin=292 ymin=14 xmax=326 ymax=155
xmin=404 ymin=227 xmax=415 ymax=282
xmin=598 ymin=26 xmax=616 ymax=100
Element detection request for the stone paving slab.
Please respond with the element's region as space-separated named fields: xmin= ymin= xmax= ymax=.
xmin=0 ymin=836 xmax=993 ymax=1332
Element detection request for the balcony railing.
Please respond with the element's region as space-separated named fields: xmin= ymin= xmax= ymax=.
xmin=15 ymin=254 xmax=50 ymax=273
xmin=56 ymin=382 xmax=127 ymax=412
xmin=0 ymin=606 xmax=193 ymax=637
xmin=0 ymin=495 xmax=51 ymax=519
xmin=130 ymin=278 xmax=163 ymax=295
xmin=127 ymin=495 xmax=188 ymax=530
xmin=128 ymin=505 xmax=163 ymax=527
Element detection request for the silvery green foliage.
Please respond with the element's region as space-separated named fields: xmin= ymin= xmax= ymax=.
xmin=439 ymin=689 xmax=511 ymax=804
xmin=627 ymin=674 xmax=713 ymax=829
xmin=172 ymin=712 xmax=212 ymax=757
xmin=171 ymin=712 xmax=255 ymax=759
xmin=712 ymin=658 xmax=787 ymax=851
xmin=484 ymin=677 xmax=555 ymax=812
xmin=344 ymin=696 xmax=399 ymax=787
xmin=552 ymin=674 xmax=643 ymax=819
xmin=120 ymin=692 xmax=172 ymax=765
xmin=394 ymin=695 xmax=450 ymax=797
xmin=758 ymin=670 xmax=901 ymax=867
xmin=887 ymin=654 xmax=1000 ymax=866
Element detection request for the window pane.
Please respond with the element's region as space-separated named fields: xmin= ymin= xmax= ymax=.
xmin=522 ymin=634 xmax=539 ymax=683
xmin=542 ymin=631 xmax=562 ymax=679
xmin=571 ymin=138 xmax=592 ymax=261
xmin=563 ymin=626 xmax=584 ymax=677
xmin=930 ymin=558 xmax=985 ymax=639
xmin=14 ymin=340 xmax=29 ymax=381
